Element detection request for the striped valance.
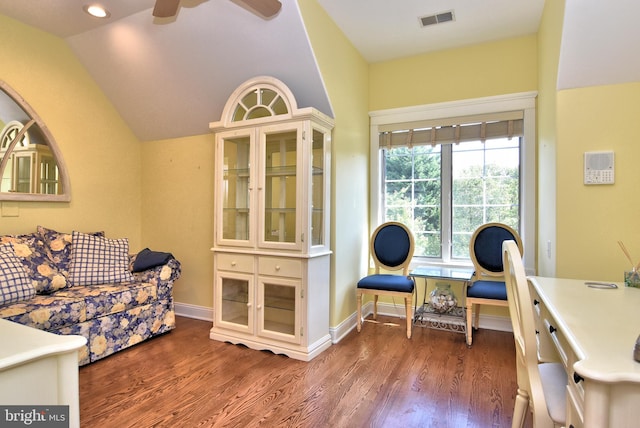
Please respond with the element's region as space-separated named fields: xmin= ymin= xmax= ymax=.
xmin=378 ymin=110 xmax=524 ymax=149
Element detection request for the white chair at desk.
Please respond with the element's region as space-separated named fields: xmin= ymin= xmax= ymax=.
xmin=503 ymin=240 xmax=566 ymax=428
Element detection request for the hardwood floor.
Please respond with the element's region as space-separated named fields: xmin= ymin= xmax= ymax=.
xmin=79 ymin=316 xmax=532 ymax=427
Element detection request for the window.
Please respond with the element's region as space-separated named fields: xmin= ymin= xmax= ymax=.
xmin=382 ymin=136 xmax=520 ymax=261
xmin=369 ymin=92 xmax=536 ymax=272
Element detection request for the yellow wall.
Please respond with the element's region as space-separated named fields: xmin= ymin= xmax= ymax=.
xmin=140 ymin=134 xmax=214 ymax=308
xmin=0 ymin=14 xmax=142 ymax=247
xmin=298 ymin=0 xmax=370 ymax=327
xmin=536 ymin=0 xmax=565 ymax=277
xmin=369 ymin=35 xmax=538 ymax=111
xmin=556 ymin=83 xmax=640 ymax=281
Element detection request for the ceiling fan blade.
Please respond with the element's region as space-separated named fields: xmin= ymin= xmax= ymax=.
xmin=153 ymin=0 xmax=180 ymax=18
xmin=234 ymin=0 xmax=282 ymax=18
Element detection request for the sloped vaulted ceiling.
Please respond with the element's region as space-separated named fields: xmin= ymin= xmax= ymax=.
xmin=66 ymin=0 xmax=332 ymax=141
xmin=0 ymin=0 xmax=332 ymax=142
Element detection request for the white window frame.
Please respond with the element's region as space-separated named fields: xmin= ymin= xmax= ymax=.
xmin=369 ymin=92 xmax=537 ymax=274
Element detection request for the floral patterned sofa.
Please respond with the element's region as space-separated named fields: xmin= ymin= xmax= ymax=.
xmin=0 ymin=226 xmax=181 ymax=365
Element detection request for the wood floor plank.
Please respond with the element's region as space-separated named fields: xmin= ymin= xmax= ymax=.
xmin=79 ymin=316 xmax=532 ymax=427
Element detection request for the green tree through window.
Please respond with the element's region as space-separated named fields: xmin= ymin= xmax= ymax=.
xmin=383 ymin=137 xmax=520 ymax=261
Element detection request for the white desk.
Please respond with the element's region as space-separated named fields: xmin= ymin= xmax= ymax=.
xmin=528 ymin=276 xmax=640 ymax=428
xmin=0 ymin=319 xmax=86 ymax=428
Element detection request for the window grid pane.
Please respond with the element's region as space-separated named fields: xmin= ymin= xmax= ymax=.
xmin=451 ymin=138 xmax=520 ymax=259
xmin=383 ymin=146 xmax=441 ymax=258
xmin=382 ymin=137 xmax=520 ymax=262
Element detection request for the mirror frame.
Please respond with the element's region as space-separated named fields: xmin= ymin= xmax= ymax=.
xmin=0 ymin=80 xmax=71 ymax=202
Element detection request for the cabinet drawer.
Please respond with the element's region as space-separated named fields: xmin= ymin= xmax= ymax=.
xmin=259 ymin=257 xmax=302 ymax=278
xmin=217 ymin=253 xmax=254 ymax=273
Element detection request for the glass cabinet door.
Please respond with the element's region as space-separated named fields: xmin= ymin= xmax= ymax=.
xmin=219 ymin=133 xmax=253 ymax=245
xmin=311 ymin=128 xmax=325 ymax=247
xmin=257 ymin=278 xmax=300 ymax=343
xmin=260 ymin=124 xmax=301 ymax=249
xmin=216 ymin=273 xmax=253 ymax=333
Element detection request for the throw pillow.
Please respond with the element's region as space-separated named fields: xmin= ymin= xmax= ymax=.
xmin=0 ymin=233 xmax=68 ymax=294
xmin=70 ymin=231 xmax=135 ymax=286
xmin=0 ymin=244 xmax=35 ymax=306
xmin=37 ymin=226 xmax=105 ymax=275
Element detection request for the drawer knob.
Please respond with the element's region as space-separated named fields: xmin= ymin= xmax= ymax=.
xmin=231 ymin=261 xmax=237 ymax=266
xmin=533 ymin=299 xmax=539 ymax=306
xmin=573 ymin=372 xmax=584 ymax=384
xmin=275 ymin=265 xmax=281 ymax=271
xmin=549 ymin=325 xmax=557 ymax=334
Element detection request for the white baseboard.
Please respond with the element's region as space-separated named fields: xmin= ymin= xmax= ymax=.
xmin=174 ymin=301 xmax=512 ymax=344
xmin=174 ymin=302 xmax=213 ymax=322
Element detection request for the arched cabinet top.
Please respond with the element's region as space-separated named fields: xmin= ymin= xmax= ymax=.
xmin=210 ymin=76 xmax=333 ymax=131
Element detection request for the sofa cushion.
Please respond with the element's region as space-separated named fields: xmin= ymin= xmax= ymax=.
xmin=55 ymin=281 xmax=157 ymax=320
xmin=0 ymin=244 xmax=35 ymax=306
xmin=70 ymin=231 xmax=135 ymax=286
xmin=0 ymin=294 xmax=87 ymax=330
xmin=0 ymin=233 xmax=69 ymax=294
xmin=37 ymin=226 xmax=104 ymax=278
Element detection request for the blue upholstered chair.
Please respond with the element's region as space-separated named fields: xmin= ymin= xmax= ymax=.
xmin=465 ymin=222 xmax=522 ymax=346
xmin=356 ymin=222 xmax=415 ymax=339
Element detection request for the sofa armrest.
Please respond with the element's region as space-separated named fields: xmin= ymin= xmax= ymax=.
xmin=129 ymin=255 xmax=181 ymax=299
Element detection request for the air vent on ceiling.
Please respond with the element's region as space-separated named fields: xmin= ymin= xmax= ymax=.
xmin=419 ymin=11 xmax=455 ymax=27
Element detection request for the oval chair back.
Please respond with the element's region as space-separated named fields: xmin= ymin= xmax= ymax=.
xmin=371 ymin=222 xmax=414 ymax=274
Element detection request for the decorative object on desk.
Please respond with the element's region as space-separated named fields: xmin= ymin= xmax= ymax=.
xmin=625 ymin=270 xmax=640 ymax=288
xmin=430 ymin=283 xmax=457 ymax=313
xmin=617 ymin=240 xmax=640 ymax=288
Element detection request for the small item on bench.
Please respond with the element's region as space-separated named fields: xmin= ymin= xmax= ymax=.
xmin=635 ymin=334 xmax=640 ymax=363
xmin=133 ymin=248 xmax=174 ymax=272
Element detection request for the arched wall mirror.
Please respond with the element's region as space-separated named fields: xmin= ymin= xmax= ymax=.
xmin=0 ymin=80 xmax=70 ymax=202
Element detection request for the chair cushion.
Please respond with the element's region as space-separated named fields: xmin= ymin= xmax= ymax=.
xmin=466 ymin=280 xmax=507 ymax=300
xmin=539 ymin=362 xmax=567 ymax=424
xmin=357 ymin=274 xmax=414 ymax=293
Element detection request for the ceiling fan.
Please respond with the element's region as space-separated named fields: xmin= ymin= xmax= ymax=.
xmin=153 ymin=0 xmax=282 ymax=19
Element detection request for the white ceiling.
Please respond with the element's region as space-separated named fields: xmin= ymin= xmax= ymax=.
xmin=0 ymin=0 xmax=638 ymax=141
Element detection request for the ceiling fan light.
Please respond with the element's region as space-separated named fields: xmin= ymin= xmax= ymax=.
xmin=83 ymin=4 xmax=111 ymax=19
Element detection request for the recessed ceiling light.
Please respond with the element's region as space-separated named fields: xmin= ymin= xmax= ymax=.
xmin=83 ymin=4 xmax=111 ymax=19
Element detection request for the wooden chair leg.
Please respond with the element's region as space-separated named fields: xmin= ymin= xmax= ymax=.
xmin=356 ymin=292 xmax=363 ymax=332
xmin=511 ymin=388 xmax=529 ymax=428
xmin=404 ymin=297 xmax=412 ymax=339
xmin=466 ymin=304 xmax=473 ymax=346
xmin=373 ymin=295 xmax=379 ymax=320
xmin=474 ymin=304 xmax=481 ymax=329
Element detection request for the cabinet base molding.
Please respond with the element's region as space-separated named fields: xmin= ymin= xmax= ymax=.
xmin=210 ymin=329 xmax=332 ymax=362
